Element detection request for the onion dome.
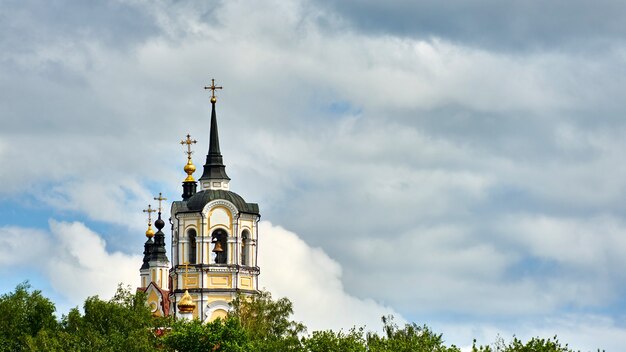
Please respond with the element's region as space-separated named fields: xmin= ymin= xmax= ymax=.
xmin=178 ymin=290 xmax=196 ymax=313
xmin=181 ymin=134 xmax=198 ymax=182
xmin=155 ymin=214 xmax=165 ymax=231
xmin=145 ymin=223 xmax=155 ymax=238
xmin=184 ymin=158 xmax=196 ymax=182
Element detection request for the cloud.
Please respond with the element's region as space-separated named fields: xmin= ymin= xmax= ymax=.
xmin=446 ymin=314 xmax=626 ymax=352
xmin=2 ymin=0 xmax=626 ymax=349
xmin=315 ymin=0 xmax=626 ymax=52
xmin=258 ymin=221 xmax=403 ymax=332
xmin=42 ymin=178 xmax=155 ymax=231
xmin=0 ymin=226 xmax=49 ymax=266
xmin=45 ymin=220 xmax=140 ymax=302
xmin=0 ymin=220 xmax=140 ymax=304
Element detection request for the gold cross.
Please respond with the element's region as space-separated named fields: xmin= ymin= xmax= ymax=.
xmin=153 ymin=193 xmax=167 ymax=213
xmin=204 ymin=78 xmax=222 ymax=101
xmin=142 ymin=204 xmax=156 ymax=224
xmin=182 ymin=262 xmax=190 ymax=289
xmin=180 ymin=134 xmax=197 ymax=159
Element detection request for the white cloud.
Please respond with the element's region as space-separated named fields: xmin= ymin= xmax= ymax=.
xmin=0 ymin=221 xmax=140 ymax=304
xmin=42 ymin=178 xmax=155 ymax=231
xmin=0 ymin=226 xmax=49 ymax=266
xmin=45 ymin=220 xmax=140 ymax=302
xmin=506 ymin=215 xmax=626 ymax=268
xmin=446 ymin=314 xmax=626 ymax=352
xmin=258 ymin=221 xmax=403 ymax=332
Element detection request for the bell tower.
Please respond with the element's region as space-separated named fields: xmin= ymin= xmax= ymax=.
xmin=169 ymin=80 xmax=261 ymax=321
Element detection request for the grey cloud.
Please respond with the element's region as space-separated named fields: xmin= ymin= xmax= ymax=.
xmin=315 ymin=0 xmax=626 ymax=52
xmin=0 ymin=0 xmax=161 ymax=55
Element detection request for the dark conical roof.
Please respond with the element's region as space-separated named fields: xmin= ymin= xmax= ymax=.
xmin=141 ymin=237 xmax=154 ymax=270
xmin=199 ymin=101 xmax=230 ymax=181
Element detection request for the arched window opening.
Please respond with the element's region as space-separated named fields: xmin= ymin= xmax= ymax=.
xmin=241 ymin=231 xmax=249 ymax=266
xmin=211 ymin=230 xmax=228 ymax=264
xmin=188 ymin=229 xmax=197 ymax=264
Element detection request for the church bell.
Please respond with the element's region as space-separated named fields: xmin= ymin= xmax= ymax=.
xmin=212 ymin=240 xmax=224 ymax=253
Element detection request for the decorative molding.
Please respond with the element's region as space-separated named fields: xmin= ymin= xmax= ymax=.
xmin=203 ymin=300 xmax=231 ymax=322
xmin=203 ymin=199 xmax=238 ymax=217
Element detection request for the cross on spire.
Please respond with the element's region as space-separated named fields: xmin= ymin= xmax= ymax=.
xmin=143 ymin=204 xmax=156 ymax=224
xmin=180 ymin=134 xmax=197 ymax=159
xmin=204 ymin=78 xmax=222 ymax=103
xmin=153 ymin=193 xmax=167 ymax=213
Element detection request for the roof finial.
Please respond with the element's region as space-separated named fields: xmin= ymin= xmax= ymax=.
xmin=153 ymin=193 xmax=167 ymax=231
xmin=204 ymin=78 xmax=222 ymax=104
xmin=180 ymin=134 xmax=197 ymax=182
xmin=142 ymin=204 xmax=156 ymax=238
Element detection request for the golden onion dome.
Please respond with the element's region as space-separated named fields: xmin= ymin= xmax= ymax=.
xmin=145 ymin=223 xmax=155 ymax=238
xmin=178 ymin=290 xmax=196 ymax=313
xmin=184 ymin=158 xmax=196 ymax=182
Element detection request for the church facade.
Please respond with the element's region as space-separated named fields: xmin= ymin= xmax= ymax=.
xmin=139 ymin=81 xmax=261 ymax=321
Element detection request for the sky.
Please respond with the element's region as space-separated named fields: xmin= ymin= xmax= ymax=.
xmin=1 ymin=0 xmax=626 ymax=350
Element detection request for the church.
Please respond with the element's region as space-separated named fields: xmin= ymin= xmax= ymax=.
xmin=138 ymin=80 xmax=261 ymax=321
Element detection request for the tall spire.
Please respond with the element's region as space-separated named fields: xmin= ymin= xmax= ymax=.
xmin=199 ymin=79 xmax=230 ymax=185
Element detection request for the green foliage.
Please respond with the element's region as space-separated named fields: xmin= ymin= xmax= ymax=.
xmin=366 ymin=315 xmax=461 ymax=352
xmin=302 ymin=327 xmax=367 ymax=352
xmin=162 ymin=317 xmax=251 ymax=352
xmin=23 ymin=284 xmax=159 ymax=352
xmin=229 ymin=291 xmax=305 ymax=351
xmin=0 ymin=282 xmax=57 ymax=351
xmin=472 ymin=335 xmax=595 ymax=352
xmin=0 ymin=283 xmax=604 ymax=352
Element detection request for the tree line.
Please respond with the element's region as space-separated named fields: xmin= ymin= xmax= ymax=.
xmin=0 ymin=283 xmax=602 ymax=352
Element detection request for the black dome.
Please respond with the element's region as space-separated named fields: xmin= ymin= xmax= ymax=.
xmin=186 ymin=189 xmax=259 ymax=215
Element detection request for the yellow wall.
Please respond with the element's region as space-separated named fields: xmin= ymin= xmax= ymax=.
xmin=208 ymin=274 xmax=232 ymax=288
xmin=146 ymin=289 xmax=163 ymax=317
xmin=239 ymin=276 xmax=252 ymax=289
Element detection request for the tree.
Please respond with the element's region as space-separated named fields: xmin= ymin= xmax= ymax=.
xmin=162 ymin=317 xmax=251 ymax=352
xmin=366 ymin=315 xmax=461 ymax=352
xmin=302 ymin=327 xmax=367 ymax=352
xmin=0 ymin=282 xmax=57 ymax=351
xmin=471 ymin=335 xmax=590 ymax=352
xmin=229 ymin=291 xmax=306 ymax=352
xmin=24 ymin=284 xmax=159 ymax=352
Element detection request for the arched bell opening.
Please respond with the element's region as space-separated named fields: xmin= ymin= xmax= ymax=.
xmin=187 ymin=229 xmax=197 ymax=264
xmin=241 ymin=230 xmax=250 ymax=266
